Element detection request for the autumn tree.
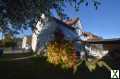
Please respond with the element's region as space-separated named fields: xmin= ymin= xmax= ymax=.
xmin=3 ymin=33 xmax=16 ymax=47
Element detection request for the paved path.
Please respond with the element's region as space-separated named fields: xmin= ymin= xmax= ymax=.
xmin=4 ymin=49 xmax=31 ymax=54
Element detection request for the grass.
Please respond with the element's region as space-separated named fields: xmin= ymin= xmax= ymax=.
xmin=0 ymin=53 xmax=118 ymax=79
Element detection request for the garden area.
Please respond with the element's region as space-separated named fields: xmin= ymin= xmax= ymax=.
xmin=0 ymin=52 xmax=118 ymax=79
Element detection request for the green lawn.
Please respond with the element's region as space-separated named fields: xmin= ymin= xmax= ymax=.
xmin=0 ymin=53 xmax=117 ymax=79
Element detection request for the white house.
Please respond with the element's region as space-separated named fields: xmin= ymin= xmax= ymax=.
xmin=21 ymin=14 xmax=110 ymax=59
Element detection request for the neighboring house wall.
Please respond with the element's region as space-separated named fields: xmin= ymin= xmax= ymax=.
xmin=22 ymin=36 xmax=32 ymax=50
xmin=22 ymin=37 xmax=27 ymax=49
xmin=16 ymin=38 xmax=22 ymax=49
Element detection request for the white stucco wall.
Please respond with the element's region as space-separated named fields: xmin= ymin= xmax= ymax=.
xmin=22 ymin=36 xmax=27 ymax=49
xmin=31 ymin=14 xmax=46 ymax=52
